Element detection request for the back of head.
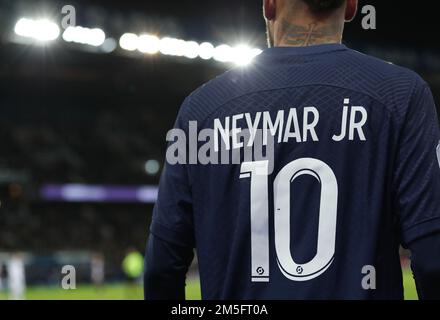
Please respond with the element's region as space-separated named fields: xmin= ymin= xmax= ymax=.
xmin=264 ymin=0 xmax=358 ymax=47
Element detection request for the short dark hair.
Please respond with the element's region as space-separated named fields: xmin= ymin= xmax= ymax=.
xmin=302 ymin=0 xmax=345 ymax=13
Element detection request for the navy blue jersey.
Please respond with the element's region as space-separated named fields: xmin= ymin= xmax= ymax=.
xmin=151 ymin=44 xmax=440 ymax=299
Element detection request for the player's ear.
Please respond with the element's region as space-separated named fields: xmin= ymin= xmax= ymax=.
xmin=345 ymin=0 xmax=358 ymax=22
xmin=263 ymin=0 xmax=276 ymax=21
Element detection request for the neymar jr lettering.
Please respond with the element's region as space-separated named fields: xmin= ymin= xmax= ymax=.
xmin=213 ymin=98 xmax=368 ymax=151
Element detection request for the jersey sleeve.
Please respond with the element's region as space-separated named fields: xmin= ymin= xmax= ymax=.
xmin=394 ymin=81 xmax=440 ymax=247
xmin=150 ymin=105 xmax=195 ymax=248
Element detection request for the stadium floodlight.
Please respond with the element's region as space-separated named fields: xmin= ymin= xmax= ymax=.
xmin=119 ymin=33 xmax=139 ymax=51
xmin=89 ymin=28 xmax=106 ymax=47
xmin=101 ymin=38 xmax=118 ymax=53
xmin=159 ymin=37 xmax=174 ymax=55
xmin=117 ymin=32 xmax=263 ymax=65
xmin=14 ymin=18 xmax=60 ymax=42
xmin=137 ymin=34 xmax=160 ymax=54
xmin=12 ymin=20 xmax=263 ymax=64
xmin=198 ymin=42 xmax=215 ymax=60
xmin=62 ymin=26 xmax=106 ymax=47
xmin=232 ymin=45 xmax=263 ymax=66
xmin=160 ymin=37 xmax=187 ymax=56
xmin=214 ymin=44 xmax=234 ymax=63
xmin=144 ymin=160 xmax=160 ymax=176
xmin=183 ymin=41 xmax=200 ymax=59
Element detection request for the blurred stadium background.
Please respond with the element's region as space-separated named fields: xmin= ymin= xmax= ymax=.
xmin=0 ymin=0 xmax=438 ymax=300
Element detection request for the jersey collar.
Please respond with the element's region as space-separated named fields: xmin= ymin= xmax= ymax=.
xmin=260 ymin=43 xmax=348 ymax=56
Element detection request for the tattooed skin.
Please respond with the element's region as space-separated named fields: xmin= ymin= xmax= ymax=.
xmin=278 ymin=19 xmax=342 ymax=46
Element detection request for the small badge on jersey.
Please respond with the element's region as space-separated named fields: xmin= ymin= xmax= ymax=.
xmin=437 ymin=140 xmax=440 ymax=169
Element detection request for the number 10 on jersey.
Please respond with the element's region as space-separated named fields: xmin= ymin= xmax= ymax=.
xmin=240 ymin=158 xmax=339 ymax=282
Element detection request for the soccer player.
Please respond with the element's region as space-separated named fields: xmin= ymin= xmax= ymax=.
xmin=144 ymin=0 xmax=440 ymax=299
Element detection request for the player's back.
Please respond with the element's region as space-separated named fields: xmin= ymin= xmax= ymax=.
xmin=152 ymin=44 xmax=440 ymax=299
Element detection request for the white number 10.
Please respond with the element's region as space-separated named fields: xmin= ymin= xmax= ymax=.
xmin=240 ymin=158 xmax=338 ymax=282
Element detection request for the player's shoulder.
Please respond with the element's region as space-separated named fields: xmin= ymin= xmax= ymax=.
xmin=337 ymin=48 xmax=430 ymax=121
xmin=177 ymin=66 xmax=247 ymax=123
xmin=345 ymin=48 xmax=427 ymax=96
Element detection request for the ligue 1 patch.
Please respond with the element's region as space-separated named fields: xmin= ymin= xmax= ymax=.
xmin=437 ymin=141 xmax=440 ymax=168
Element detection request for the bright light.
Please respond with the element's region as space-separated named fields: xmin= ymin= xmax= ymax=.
xmin=183 ymin=41 xmax=200 ymax=59
xmin=137 ymin=34 xmax=160 ymax=54
xmin=252 ymin=48 xmax=264 ymax=56
xmin=62 ymin=26 xmax=106 ymax=47
xmin=159 ymin=37 xmax=175 ymax=55
xmin=160 ymin=37 xmax=187 ymax=56
xmin=88 ymin=28 xmax=106 ymax=46
xmin=117 ymin=32 xmax=264 ymax=65
xmin=101 ymin=38 xmax=117 ymax=53
xmin=198 ymin=42 xmax=215 ymax=60
xmin=14 ymin=18 xmax=60 ymax=42
xmin=214 ymin=44 xmax=234 ymax=63
xmin=144 ymin=160 xmax=160 ymax=176
xmin=119 ymin=33 xmax=139 ymax=51
xmin=232 ymin=45 xmax=263 ymax=66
